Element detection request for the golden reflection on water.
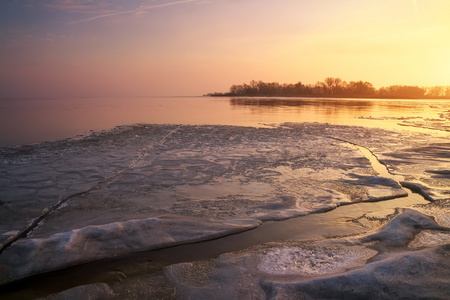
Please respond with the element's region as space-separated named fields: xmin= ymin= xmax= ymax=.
xmin=0 ymin=97 xmax=449 ymax=146
xmin=230 ymin=97 xmax=450 ymax=133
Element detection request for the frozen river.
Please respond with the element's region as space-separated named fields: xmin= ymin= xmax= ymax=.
xmin=0 ymin=97 xmax=449 ymax=299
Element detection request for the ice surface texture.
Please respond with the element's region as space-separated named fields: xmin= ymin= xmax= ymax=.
xmin=0 ymin=124 xmax=408 ymax=280
xmin=0 ymin=125 xmax=176 ymax=247
xmin=0 ymin=123 xmax=449 ymax=295
xmin=0 ymin=215 xmax=256 ymax=284
xmin=165 ymin=209 xmax=450 ymax=300
xmin=258 ymin=244 xmax=376 ymax=276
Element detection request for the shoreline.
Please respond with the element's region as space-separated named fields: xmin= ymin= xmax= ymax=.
xmin=206 ymin=93 xmax=450 ymax=100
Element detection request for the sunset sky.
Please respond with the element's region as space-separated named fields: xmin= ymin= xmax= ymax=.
xmin=1 ymin=0 xmax=449 ymax=97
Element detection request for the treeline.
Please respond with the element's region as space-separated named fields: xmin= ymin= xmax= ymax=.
xmin=208 ymin=78 xmax=450 ymax=99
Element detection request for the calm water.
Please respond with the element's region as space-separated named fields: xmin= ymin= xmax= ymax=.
xmin=0 ymin=96 xmax=449 ymax=146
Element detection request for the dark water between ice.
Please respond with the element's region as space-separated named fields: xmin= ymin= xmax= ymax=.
xmin=1 ymin=96 xmax=449 ymax=146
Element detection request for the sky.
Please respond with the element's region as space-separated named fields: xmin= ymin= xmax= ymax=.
xmin=1 ymin=0 xmax=450 ymax=97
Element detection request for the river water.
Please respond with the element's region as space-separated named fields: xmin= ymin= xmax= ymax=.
xmin=1 ymin=96 xmax=449 ymax=146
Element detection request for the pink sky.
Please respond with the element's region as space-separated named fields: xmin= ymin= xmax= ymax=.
xmin=1 ymin=0 xmax=449 ymax=97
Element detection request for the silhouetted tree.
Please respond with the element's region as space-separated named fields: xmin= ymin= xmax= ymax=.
xmin=322 ymin=77 xmax=345 ymax=96
xmin=346 ymin=81 xmax=376 ymax=97
xmin=217 ymin=78 xmax=447 ymax=99
xmin=378 ymin=85 xmax=426 ymax=99
xmin=445 ymin=87 xmax=450 ymax=98
xmin=426 ymin=86 xmax=443 ymax=97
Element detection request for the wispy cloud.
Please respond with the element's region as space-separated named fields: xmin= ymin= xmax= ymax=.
xmin=64 ymin=0 xmax=203 ymax=25
xmin=44 ymin=0 xmax=114 ymax=14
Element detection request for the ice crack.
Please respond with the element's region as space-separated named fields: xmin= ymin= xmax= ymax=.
xmin=326 ymin=136 xmax=435 ymax=202
xmin=0 ymin=126 xmax=181 ymax=255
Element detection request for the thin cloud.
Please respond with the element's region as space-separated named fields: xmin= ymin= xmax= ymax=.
xmin=69 ymin=0 xmax=202 ymax=25
xmin=44 ymin=0 xmax=113 ymax=14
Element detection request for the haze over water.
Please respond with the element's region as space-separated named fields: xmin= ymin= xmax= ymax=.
xmin=1 ymin=96 xmax=449 ymax=147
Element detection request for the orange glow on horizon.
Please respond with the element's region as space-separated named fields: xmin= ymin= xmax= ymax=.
xmin=1 ymin=0 xmax=449 ymax=97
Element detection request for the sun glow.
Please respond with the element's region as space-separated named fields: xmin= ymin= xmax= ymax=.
xmin=434 ymin=62 xmax=450 ymax=86
xmin=1 ymin=0 xmax=450 ymax=97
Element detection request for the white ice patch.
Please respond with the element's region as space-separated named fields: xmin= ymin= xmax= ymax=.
xmin=415 ymin=204 xmax=450 ymax=228
xmin=0 ymin=215 xmax=257 ymax=284
xmin=1 ymin=230 xmax=19 ymax=236
xmin=258 ymin=245 xmax=376 ymax=276
xmin=408 ymin=230 xmax=450 ymax=249
xmin=272 ymin=166 xmax=347 ymax=181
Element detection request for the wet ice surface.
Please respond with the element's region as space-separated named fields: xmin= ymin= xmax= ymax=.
xmin=0 ymin=125 xmax=174 ymax=246
xmin=258 ymin=244 xmax=376 ymax=276
xmin=358 ymin=104 xmax=450 ymax=133
xmin=0 ymin=122 xmax=449 ymax=298
xmin=399 ymin=109 xmax=450 ymax=132
xmin=165 ymin=209 xmax=450 ymax=300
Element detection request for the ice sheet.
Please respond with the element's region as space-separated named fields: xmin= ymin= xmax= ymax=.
xmin=1 ymin=122 xmax=449 ymax=295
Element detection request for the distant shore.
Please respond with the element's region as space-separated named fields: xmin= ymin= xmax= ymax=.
xmin=207 ymin=78 xmax=450 ymax=99
xmin=205 ymin=93 xmax=450 ymax=100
